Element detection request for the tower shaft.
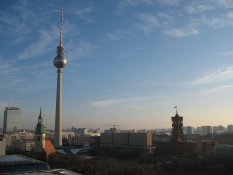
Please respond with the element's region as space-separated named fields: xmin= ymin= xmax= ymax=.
xmin=55 ymin=68 xmax=63 ymax=147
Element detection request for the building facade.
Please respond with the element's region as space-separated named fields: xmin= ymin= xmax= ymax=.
xmin=4 ymin=130 xmax=35 ymax=151
xmin=101 ymin=132 xmax=154 ymax=153
xmin=183 ymin=126 xmax=195 ymax=135
xmin=227 ymin=125 xmax=233 ymax=132
xmin=195 ymin=126 xmax=213 ymax=135
xmin=3 ymin=107 xmax=21 ymax=134
xmin=0 ymin=135 xmax=6 ymax=155
xmin=213 ymin=125 xmax=225 ymax=133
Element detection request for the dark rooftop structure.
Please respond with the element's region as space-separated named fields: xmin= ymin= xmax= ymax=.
xmin=0 ymin=155 xmax=82 ymax=174
xmin=0 ymin=155 xmax=49 ymax=174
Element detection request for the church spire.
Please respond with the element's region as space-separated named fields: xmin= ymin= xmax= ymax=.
xmin=36 ymin=108 xmax=45 ymax=134
xmin=38 ymin=108 xmax=43 ymax=123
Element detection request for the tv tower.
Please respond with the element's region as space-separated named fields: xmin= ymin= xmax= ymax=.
xmin=54 ymin=8 xmax=67 ymax=147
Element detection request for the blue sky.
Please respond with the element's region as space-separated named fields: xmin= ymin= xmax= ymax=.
xmin=1 ymin=0 xmax=233 ymax=130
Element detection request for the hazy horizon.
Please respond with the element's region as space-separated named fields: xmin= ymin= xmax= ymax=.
xmin=1 ymin=0 xmax=233 ymax=130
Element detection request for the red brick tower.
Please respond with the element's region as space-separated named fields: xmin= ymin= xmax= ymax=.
xmin=171 ymin=107 xmax=184 ymax=142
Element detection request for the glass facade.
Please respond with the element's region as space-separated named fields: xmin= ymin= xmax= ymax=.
xmin=3 ymin=107 xmax=21 ymax=133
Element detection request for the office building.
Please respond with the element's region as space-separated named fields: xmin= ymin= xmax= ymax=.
xmin=183 ymin=126 xmax=194 ymax=135
xmin=101 ymin=132 xmax=154 ymax=153
xmin=195 ymin=126 xmax=212 ymax=135
xmin=227 ymin=125 xmax=233 ymax=132
xmin=3 ymin=107 xmax=21 ymax=134
xmin=213 ymin=125 xmax=225 ymax=133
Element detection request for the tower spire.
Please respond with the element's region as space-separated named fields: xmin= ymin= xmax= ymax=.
xmin=39 ymin=107 xmax=42 ymax=117
xmin=174 ymin=106 xmax=178 ymax=115
xmin=59 ymin=7 xmax=64 ymax=46
xmin=38 ymin=108 xmax=43 ymax=123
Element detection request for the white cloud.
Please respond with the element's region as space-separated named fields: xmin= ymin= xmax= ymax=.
xmin=0 ymin=58 xmax=12 ymax=70
xmin=221 ymin=51 xmax=233 ymax=56
xmin=91 ymin=99 xmax=128 ymax=107
xmin=199 ymin=11 xmax=233 ymax=29
xmin=67 ymin=41 xmax=95 ymax=61
xmin=106 ymin=30 xmax=131 ymax=40
xmin=118 ymin=0 xmax=156 ymax=12
xmin=75 ymin=6 xmax=95 ymax=24
xmin=155 ymin=0 xmax=181 ymax=6
xmin=91 ymin=96 xmax=159 ymax=108
xmin=76 ymin=42 xmax=94 ymax=57
xmin=118 ymin=0 xmax=180 ymax=13
xmin=164 ymin=27 xmax=200 ymax=37
xmin=199 ymin=84 xmax=233 ymax=95
xmin=0 ymin=55 xmax=53 ymax=91
xmin=216 ymin=0 xmax=233 ymax=8
xmin=185 ymin=3 xmax=215 ymax=14
xmin=0 ymin=11 xmax=30 ymax=34
xmin=191 ymin=66 xmax=233 ymax=85
xmin=135 ymin=13 xmax=159 ymax=33
xmin=18 ymin=28 xmax=57 ymax=60
xmin=119 ymin=0 xmax=180 ymax=7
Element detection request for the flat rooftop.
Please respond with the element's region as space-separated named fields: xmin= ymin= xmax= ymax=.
xmin=0 ymin=155 xmax=49 ymax=174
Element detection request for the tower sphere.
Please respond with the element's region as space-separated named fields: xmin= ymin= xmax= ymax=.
xmin=54 ymin=46 xmax=67 ymax=68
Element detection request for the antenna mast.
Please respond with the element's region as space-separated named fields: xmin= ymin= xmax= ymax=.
xmin=59 ymin=7 xmax=64 ymax=46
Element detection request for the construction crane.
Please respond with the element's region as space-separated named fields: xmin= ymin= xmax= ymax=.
xmin=103 ymin=123 xmax=120 ymax=147
xmin=103 ymin=123 xmax=120 ymax=130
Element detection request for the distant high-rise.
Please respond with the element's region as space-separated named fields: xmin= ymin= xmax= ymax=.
xmin=227 ymin=124 xmax=233 ymax=132
xmin=195 ymin=126 xmax=212 ymax=135
xmin=35 ymin=109 xmax=46 ymax=152
xmin=171 ymin=109 xmax=184 ymax=142
xmin=183 ymin=126 xmax=194 ymax=135
xmin=3 ymin=107 xmax=21 ymax=134
xmin=54 ymin=8 xmax=67 ymax=147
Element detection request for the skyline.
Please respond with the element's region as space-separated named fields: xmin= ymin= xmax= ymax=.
xmin=1 ymin=0 xmax=233 ymax=130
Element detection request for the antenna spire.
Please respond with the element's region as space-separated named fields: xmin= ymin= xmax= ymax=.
xmin=174 ymin=106 xmax=178 ymax=114
xmin=59 ymin=7 xmax=64 ymax=46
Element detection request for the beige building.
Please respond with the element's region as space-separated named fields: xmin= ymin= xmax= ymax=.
xmin=0 ymin=136 xmax=6 ymax=155
xmin=4 ymin=131 xmax=35 ymax=151
xmin=11 ymin=138 xmax=34 ymax=151
xmin=72 ymin=135 xmax=91 ymax=146
xmin=101 ymin=132 xmax=154 ymax=153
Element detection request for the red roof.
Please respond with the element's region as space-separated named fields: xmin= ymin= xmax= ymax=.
xmin=43 ymin=139 xmax=56 ymax=156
